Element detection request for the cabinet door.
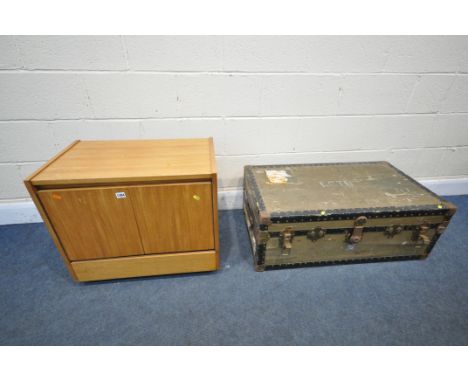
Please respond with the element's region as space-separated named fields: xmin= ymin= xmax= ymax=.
xmin=129 ymin=182 xmax=214 ymax=254
xmin=39 ymin=187 xmax=144 ymax=261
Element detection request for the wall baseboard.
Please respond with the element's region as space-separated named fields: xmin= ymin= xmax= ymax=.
xmin=1 ymin=177 xmax=467 ymax=226
xmin=0 ymin=200 xmax=43 ymax=225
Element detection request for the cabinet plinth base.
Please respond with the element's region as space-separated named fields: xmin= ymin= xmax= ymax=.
xmin=71 ymin=250 xmax=218 ymax=282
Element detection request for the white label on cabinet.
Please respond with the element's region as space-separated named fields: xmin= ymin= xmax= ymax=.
xmin=115 ymin=192 xmax=127 ymax=199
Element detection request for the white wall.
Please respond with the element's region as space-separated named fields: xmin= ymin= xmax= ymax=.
xmin=1 ymin=36 xmax=468 ymax=210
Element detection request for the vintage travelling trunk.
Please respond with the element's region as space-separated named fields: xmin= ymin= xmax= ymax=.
xmin=243 ymin=162 xmax=456 ymax=271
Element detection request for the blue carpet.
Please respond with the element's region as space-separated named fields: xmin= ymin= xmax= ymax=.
xmin=1 ymin=195 xmax=467 ymax=345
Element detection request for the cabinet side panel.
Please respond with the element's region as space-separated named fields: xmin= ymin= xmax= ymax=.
xmin=211 ymin=175 xmax=220 ymax=269
xmin=23 ymin=180 xmax=78 ymax=281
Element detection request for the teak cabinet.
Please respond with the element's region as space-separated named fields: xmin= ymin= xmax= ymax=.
xmin=25 ymin=138 xmax=220 ymax=282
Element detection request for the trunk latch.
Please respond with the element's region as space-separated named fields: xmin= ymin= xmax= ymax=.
xmin=347 ymin=216 xmax=368 ymax=244
xmin=280 ymin=227 xmax=294 ymax=255
xmin=385 ymin=225 xmax=403 ymax=238
xmin=307 ymin=227 xmax=327 ymax=241
xmin=412 ymin=224 xmax=431 ymax=245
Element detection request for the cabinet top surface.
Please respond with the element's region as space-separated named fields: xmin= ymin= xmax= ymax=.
xmin=30 ymin=138 xmax=216 ymax=185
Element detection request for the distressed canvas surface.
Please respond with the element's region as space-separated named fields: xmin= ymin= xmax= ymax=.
xmin=248 ymin=162 xmax=443 ymax=214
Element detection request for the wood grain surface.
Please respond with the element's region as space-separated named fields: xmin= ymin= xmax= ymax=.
xmin=26 ymin=138 xmax=220 ymax=281
xmin=38 ymin=187 xmax=144 ymax=261
xmin=71 ymin=250 xmax=217 ymax=282
xmin=129 ymin=182 xmax=215 ymax=254
xmin=31 ymin=138 xmax=214 ymax=186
